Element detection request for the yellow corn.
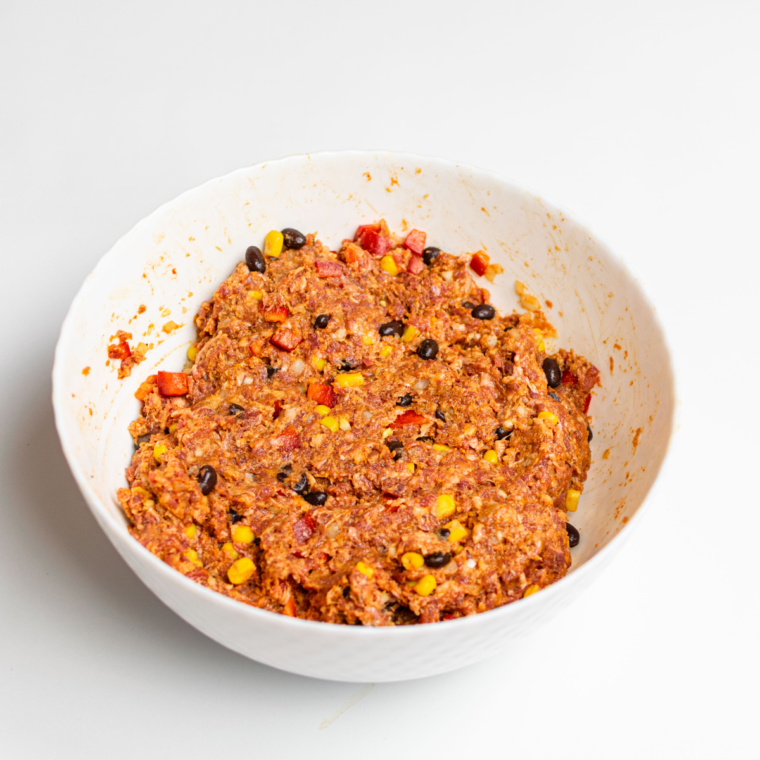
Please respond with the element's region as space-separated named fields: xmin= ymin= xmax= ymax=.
xmin=153 ymin=443 xmax=167 ymax=461
xmin=339 ymin=415 xmax=351 ymax=431
xmin=433 ymin=443 xmax=451 ymax=452
xmin=380 ymin=255 xmax=399 ymax=276
xmin=315 ymin=405 xmax=331 ymax=416
xmin=533 ymin=328 xmax=545 ymax=352
xmin=232 ymin=525 xmax=254 ymax=544
xmin=523 ymin=584 xmax=541 ymax=597
xmin=362 ymin=334 xmax=375 ymax=346
xmin=313 ymin=357 xmax=326 ymax=372
xmin=379 ymin=345 xmax=393 ymax=358
xmin=406 ymin=462 xmax=415 ymax=474
xmin=401 ymin=552 xmax=425 ymax=570
xmin=335 ymin=373 xmax=364 ymax=388
xmin=184 ymin=549 xmax=202 ymax=567
xmin=444 ymin=519 xmax=469 ymax=543
xmin=321 ymin=416 xmax=339 ymax=433
xmin=228 ymin=557 xmax=255 ymax=585
xmin=483 ymin=449 xmax=499 ymax=464
xmin=356 ymin=561 xmax=374 ymax=578
xmin=187 ymin=345 xmax=198 ymax=362
xmin=184 ymin=524 xmax=197 ymax=538
xmin=264 ymin=230 xmax=283 ymax=258
xmin=382 ymin=428 xmax=392 ymax=439
xmin=221 ymin=542 xmax=239 ymax=560
xmin=248 ymin=290 xmax=264 ymax=301
xmin=537 ymin=411 xmax=558 ymax=426
xmin=414 ymin=574 xmax=437 ymax=596
xmin=566 ymin=489 xmax=581 ymax=512
xmin=402 ymin=325 xmax=419 ymax=343
xmin=436 ymin=494 xmax=456 ymax=519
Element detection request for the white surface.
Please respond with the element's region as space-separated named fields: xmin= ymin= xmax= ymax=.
xmin=1 ymin=0 xmax=757 ymax=756
xmin=53 ymin=151 xmax=675 ymax=680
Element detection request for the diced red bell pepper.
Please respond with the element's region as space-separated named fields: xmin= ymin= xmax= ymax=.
xmin=343 ymin=244 xmax=364 ymax=265
xmin=134 ymin=375 xmax=157 ymax=401
xmin=293 ymin=513 xmax=316 ymax=544
xmin=469 ymin=251 xmax=490 ymax=277
xmin=273 ymin=400 xmax=282 ymax=419
xmin=314 ymin=260 xmax=344 ymax=278
xmin=262 ymin=305 xmax=289 ymax=323
xmin=270 ymin=327 xmax=303 ymax=352
xmin=307 ymin=382 xmax=336 ymax=408
xmin=391 ymin=409 xmax=427 ymax=428
xmin=282 ymin=596 xmax=297 ymax=617
xmin=249 ymin=339 xmax=265 ymax=356
xmin=561 ymin=369 xmax=578 ymax=386
xmin=156 ymin=371 xmax=189 ymax=396
xmin=407 ymin=255 xmax=425 ymax=275
xmin=273 ymin=425 xmax=300 ymax=452
xmin=403 ymin=229 xmax=427 ymax=256
xmin=583 ymin=394 xmax=592 ymax=414
xmin=354 ymin=223 xmax=379 ymax=243
xmin=108 ymin=341 xmax=131 ymax=361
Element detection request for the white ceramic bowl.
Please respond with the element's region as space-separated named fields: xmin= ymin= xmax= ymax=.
xmin=53 ymin=151 xmax=676 ymax=682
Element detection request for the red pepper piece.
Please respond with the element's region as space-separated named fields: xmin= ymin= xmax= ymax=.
xmin=156 ymin=371 xmax=188 ymax=396
xmin=293 ymin=513 xmax=316 ymax=544
xmin=469 ymin=251 xmax=490 ymax=277
xmin=403 ymin=229 xmax=427 ymax=256
xmin=262 ymin=305 xmax=289 ymax=323
xmin=407 ymin=255 xmax=425 ymax=275
xmin=108 ymin=341 xmax=131 ymax=361
xmin=134 ymin=375 xmax=157 ymax=401
xmin=282 ymin=596 xmax=297 ymax=617
xmin=273 ymin=425 xmax=300 ymax=452
xmin=583 ymin=394 xmax=592 ymax=414
xmin=273 ymin=400 xmax=282 ymax=419
xmin=314 ymin=260 xmax=344 ymax=278
xmin=561 ymin=369 xmax=578 ymax=386
xmin=360 ymin=228 xmax=392 ymax=257
xmin=391 ymin=409 xmax=427 ymax=428
xmin=353 ymin=223 xmax=379 ymax=243
xmin=343 ymin=244 xmax=364 ymax=265
xmin=307 ymin=383 xmax=336 ymax=408
xmin=270 ymin=327 xmax=303 ymax=352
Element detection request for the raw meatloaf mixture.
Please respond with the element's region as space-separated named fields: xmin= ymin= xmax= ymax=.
xmin=118 ymin=221 xmax=600 ymax=625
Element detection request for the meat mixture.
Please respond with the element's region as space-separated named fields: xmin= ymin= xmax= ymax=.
xmin=118 ymin=221 xmax=600 ymax=625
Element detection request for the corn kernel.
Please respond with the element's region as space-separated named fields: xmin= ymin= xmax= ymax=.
xmin=169 ymin=423 xmax=177 ymax=433
xmin=339 ymin=415 xmax=351 ymax=431
xmin=401 ymin=552 xmax=425 ymax=570
xmin=187 ymin=345 xmax=198 ymax=362
xmin=356 ymin=561 xmax=374 ymax=578
xmin=315 ymin=404 xmax=331 ymax=416
xmin=382 ymin=428 xmax=392 ymax=439
xmin=335 ymin=373 xmax=364 ymax=387
xmin=232 ymin=525 xmax=254 ymax=544
xmin=533 ymin=328 xmax=546 ymax=352
xmin=153 ymin=443 xmax=167 ymax=461
xmin=362 ymin=334 xmax=375 ymax=346
xmin=436 ymin=494 xmax=456 ymax=519
xmin=248 ymin=289 xmax=264 ymax=301
xmin=184 ymin=549 xmax=202 ymax=567
xmin=566 ymin=489 xmax=581 ymax=512
xmin=537 ymin=411 xmax=558 ymax=426
xmin=264 ymin=230 xmax=284 ymax=258
xmin=406 ymin=462 xmax=415 ymax=474
xmin=228 ymin=557 xmax=255 ymax=585
xmin=321 ymin=416 xmax=339 ymax=433
xmin=414 ymin=574 xmax=437 ymax=596
xmin=483 ymin=449 xmax=499 ymax=464
xmin=222 ymin=542 xmax=239 ymax=560
xmin=184 ymin=524 xmax=197 ymax=538
xmin=379 ymin=345 xmax=393 ymax=358
xmin=444 ymin=519 xmax=469 ymax=543
xmin=402 ymin=325 xmax=419 ymax=343
xmin=433 ymin=443 xmax=451 ymax=452
xmin=313 ymin=357 xmax=326 ymax=372
xmin=380 ymin=255 xmax=399 ymax=276
xmin=523 ymin=584 xmax=541 ymax=597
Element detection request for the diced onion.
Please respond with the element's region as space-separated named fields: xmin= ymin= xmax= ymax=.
xmin=413 ymin=378 xmax=429 ymax=391
xmin=290 ymin=358 xmax=305 ymax=376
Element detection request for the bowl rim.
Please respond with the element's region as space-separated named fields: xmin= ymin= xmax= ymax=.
xmin=52 ymin=149 xmax=680 ymax=638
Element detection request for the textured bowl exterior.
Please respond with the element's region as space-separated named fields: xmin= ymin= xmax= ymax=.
xmin=53 ymin=151 xmax=677 ymax=682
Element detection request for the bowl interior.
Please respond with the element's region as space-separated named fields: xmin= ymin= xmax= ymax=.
xmin=54 ymin=151 xmax=675 ymax=582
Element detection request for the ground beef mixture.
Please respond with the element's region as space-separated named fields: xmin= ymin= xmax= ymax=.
xmin=118 ymin=221 xmax=600 ymax=626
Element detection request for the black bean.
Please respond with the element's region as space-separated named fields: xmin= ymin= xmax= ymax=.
xmin=435 ymin=409 xmax=446 ymax=422
xmin=587 ymin=426 xmax=593 ymax=442
xmin=343 ymin=586 xmax=351 ymax=598
xmin=504 ymin=325 xmax=514 ymax=332
xmin=396 ymin=394 xmax=413 ymax=407
xmin=291 ymin=473 xmax=309 ymax=495
xmin=276 ymin=464 xmax=292 ymax=483
xmin=197 ymin=465 xmax=217 ymax=495
xmin=267 ymin=366 xmax=280 ymax=379
xmin=416 ymin=436 xmax=434 ymax=443
xmin=461 ymin=301 xmax=476 ymax=309
xmin=164 ymin=427 xmax=170 ymax=435
xmin=542 ymin=357 xmax=562 ymax=388
xmin=472 ymin=303 xmax=496 ymax=320
xmin=386 ymin=440 xmax=404 ymax=461
xmin=282 ymin=228 xmax=306 ymax=249
xmin=424 ymin=552 xmax=452 ymax=568
xmin=245 ymin=246 xmax=266 ymax=273
xmin=228 ymin=403 xmax=246 ymax=416
xmin=422 ymin=247 xmax=441 ymax=266
xmin=338 ymin=360 xmax=354 ymax=372
xmin=379 ymin=320 xmax=404 ymax=338
xmin=549 ymin=392 xmax=560 ymax=402
xmin=437 ymin=528 xmax=451 ymax=540
xmin=567 ymin=522 xmax=580 ymax=547
xmin=495 ymin=426 xmax=512 ymax=441
xmin=136 ymin=433 xmax=151 ymax=446
xmin=417 ymin=339 xmax=439 ymax=360
xmin=229 ymin=508 xmax=243 ymax=524
xmin=303 ymin=491 xmax=327 ymax=506
xmin=314 ymin=313 xmax=331 ymax=329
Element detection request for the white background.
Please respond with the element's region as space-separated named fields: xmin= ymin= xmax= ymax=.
xmin=1 ymin=1 xmax=758 ymax=758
